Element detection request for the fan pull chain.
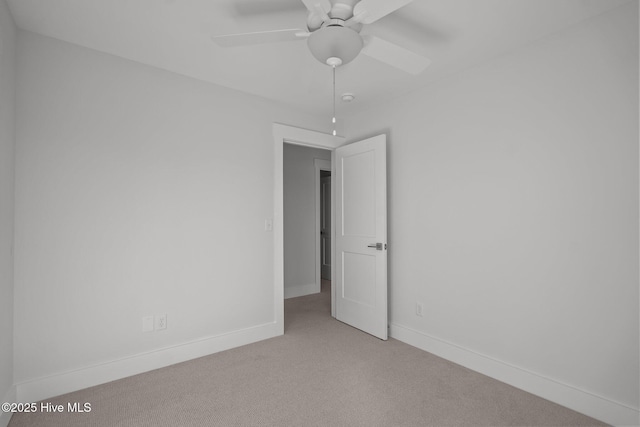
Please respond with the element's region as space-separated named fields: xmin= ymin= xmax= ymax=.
xmin=332 ymin=64 xmax=337 ymax=136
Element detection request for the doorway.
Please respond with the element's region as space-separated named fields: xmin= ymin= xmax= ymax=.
xmin=274 ymin=124 xmax=388 ymax=340
xmin=273 ymin=123 xmax=344 ymax=334
xmin=283 ymin=144 xmax=331 ymax=301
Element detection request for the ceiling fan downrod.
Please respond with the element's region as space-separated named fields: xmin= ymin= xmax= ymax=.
xmin=332 ymin=62 xmax=337 ymax=136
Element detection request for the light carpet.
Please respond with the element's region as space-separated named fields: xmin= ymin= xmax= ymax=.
xmin=8 ymin=281 xmax=605 ymax=426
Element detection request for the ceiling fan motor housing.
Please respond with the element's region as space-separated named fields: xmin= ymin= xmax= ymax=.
xmin=330 ymin=0 xmax=360 ymax=20
xmin=307 ymin=0 xmax=360 ymax=31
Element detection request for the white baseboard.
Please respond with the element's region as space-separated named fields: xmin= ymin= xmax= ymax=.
xmin=0 ymin=385 xmax=16 ymax=427
xmin=390 ymin=322 xmax=639 ymax=427
xmin=16 ymin=321 xmax=281 ymax=404
xmin=284 ymin=283 xmax=319 ymax=299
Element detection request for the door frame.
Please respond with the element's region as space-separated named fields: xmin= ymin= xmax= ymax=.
xmin=273 ymin=123 xmax=345 ymax=334
xmin=315 ymin=159 xmax=332 ymax=293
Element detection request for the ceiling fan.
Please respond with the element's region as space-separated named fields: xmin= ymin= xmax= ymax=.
xmin=212 ymin=0 xmax=431 ymax=75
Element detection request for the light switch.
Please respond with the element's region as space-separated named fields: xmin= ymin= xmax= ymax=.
xmin=265 ymin=218 xmax=273 ymax=232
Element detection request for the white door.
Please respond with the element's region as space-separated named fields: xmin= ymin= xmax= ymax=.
xmin=335 ymin=134 xmax=387 ymax=340
xmin=320 ymin=175 xmax=331 ymax=280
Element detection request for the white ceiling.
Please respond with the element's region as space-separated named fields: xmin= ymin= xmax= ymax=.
xmin=6 ymin=0 xmax=632 ymax=117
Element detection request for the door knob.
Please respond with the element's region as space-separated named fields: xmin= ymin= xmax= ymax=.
xmin=367 ymin=243 xmax=383 ymax=251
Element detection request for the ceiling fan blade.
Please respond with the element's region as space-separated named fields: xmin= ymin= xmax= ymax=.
xmin=361 ymin=35 xmax=431 ymax=75
xmin=352 ymin=0 xmax=413 ymax=24
xmin=212 ymin=29 xmax=309 ymax=48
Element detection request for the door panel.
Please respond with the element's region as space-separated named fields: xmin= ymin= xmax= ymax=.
xmin=342 ymin=251 xmax=376 ymax=307
xmin=342 ymin=151 xmax=376 ymax=236
xmin=335 ymin=134 xmax=387 ymax=340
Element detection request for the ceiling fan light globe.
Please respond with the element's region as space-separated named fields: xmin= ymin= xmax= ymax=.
xmin=307 ymin=25 xmax=363 ymax=66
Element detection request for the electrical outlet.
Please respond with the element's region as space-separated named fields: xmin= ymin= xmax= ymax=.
xmin=416 ymin=302 xmax=424 ymax=317
xmin=142 ymin=316 xmax=154 ymax=332
xmin=155 ymin=314 xmax=167 ymax=330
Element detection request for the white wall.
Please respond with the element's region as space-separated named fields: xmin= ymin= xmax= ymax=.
xmin=0 ymin=1 xmax=16 ymax=425
xmin=13 ymin=31 xmax=328 ymax=399
xmin=283 ymin=144 xmax=330 ymax=299
xmin=346 ymin=3 xmax=639 ymax=425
